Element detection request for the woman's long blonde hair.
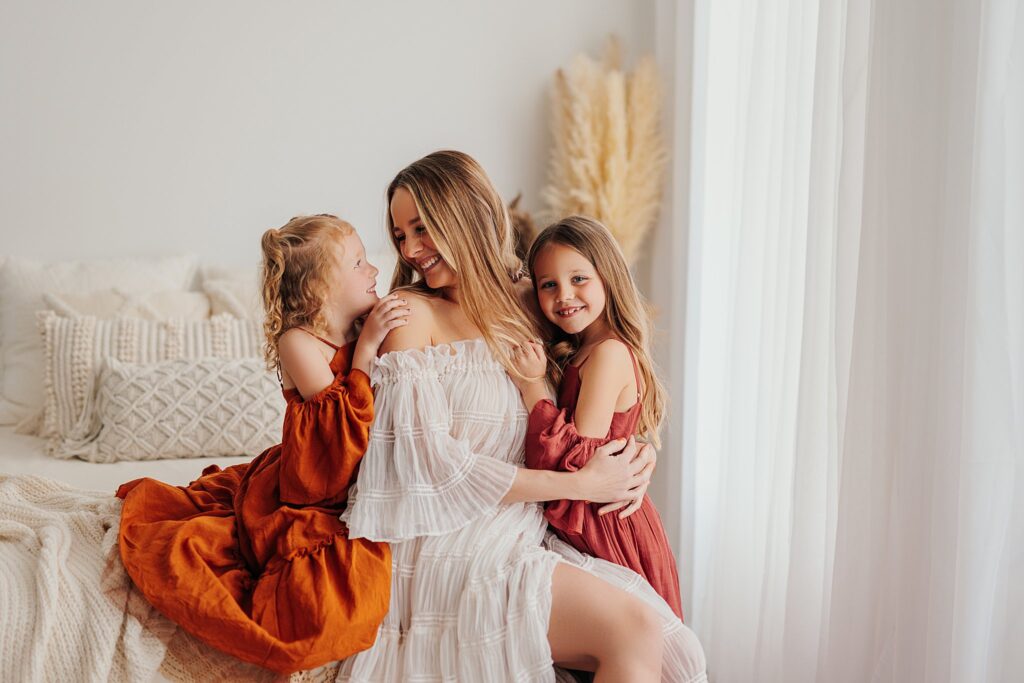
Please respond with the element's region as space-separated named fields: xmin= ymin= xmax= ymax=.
xmin=260 ymin=214 xmax=353 ymax=371
xmin=527 ymin=215 xmax=666 ymax=447
xmin=386 ymin=150 xmax=540 ymax=377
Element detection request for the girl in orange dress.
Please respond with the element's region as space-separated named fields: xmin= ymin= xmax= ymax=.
xmin=511 ymin=215 xmax=684 ymax=619
xmin=116 ymin=214 xmax=410 ymax=674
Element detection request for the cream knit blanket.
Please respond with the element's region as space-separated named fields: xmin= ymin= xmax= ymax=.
xmin=0 ymin=474 xmax=277 ymax=683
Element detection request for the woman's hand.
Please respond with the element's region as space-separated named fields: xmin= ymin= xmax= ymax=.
xmin=597 ymin=442 xmax=656 ymax=519
xmin=573 ymin=436 xmax=651 ymax=503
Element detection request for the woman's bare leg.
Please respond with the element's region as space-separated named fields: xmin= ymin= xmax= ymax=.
xmin=548 ymin=563 xmax=663 ymax=682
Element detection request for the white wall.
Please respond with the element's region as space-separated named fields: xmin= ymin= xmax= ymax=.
xmin=1 ymin=0 xmax=696 ymax=554
xmin=1 ymin=0 xmax=654 ymax=267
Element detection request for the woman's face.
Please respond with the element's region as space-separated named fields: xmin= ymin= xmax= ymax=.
xmin=390 ymin=186 xmax=458 ymax=291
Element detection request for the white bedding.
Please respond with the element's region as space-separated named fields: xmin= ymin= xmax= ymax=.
xmin=0 ymin=428 xmax=291 ymax=683
xmin=0 ymin=426 xmax=253 ymax=493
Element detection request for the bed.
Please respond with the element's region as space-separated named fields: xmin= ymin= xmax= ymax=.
xmin=0 ymin=248 xmax=384 ymax=682
xmin=0 ymin=426 xmax=253 ymax=493
xmin=0 ymin=426 xmax=314 ymax=683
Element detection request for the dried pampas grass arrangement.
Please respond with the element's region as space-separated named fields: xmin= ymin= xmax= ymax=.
xmin=508 ymin=194 xmax=538 ymax=264
xmin=543 ymin=36 xmax=666 ymax=265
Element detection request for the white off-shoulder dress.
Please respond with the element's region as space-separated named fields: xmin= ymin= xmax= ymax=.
xmin=338 ymin=340 xmax=707 ymax=682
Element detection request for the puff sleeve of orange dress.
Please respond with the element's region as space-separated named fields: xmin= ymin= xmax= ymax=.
xmin=115 ymin=343 xmax=391 ymax=674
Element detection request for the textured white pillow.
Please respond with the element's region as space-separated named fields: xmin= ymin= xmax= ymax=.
xmin=203 ymin=278 xmax=263 ymax=320
xmin=42 ymin=289 xmax=211 ymax=320
xmin=37 ymin=311 xmax=264 ymax=455
xmin=0 ymin=254 xmax=199 ymax=425
xmin=65 ymin=357 xmax=284 ymax=463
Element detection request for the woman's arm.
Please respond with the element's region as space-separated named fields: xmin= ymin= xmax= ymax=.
xmin=502 ymin=436 xmax=650 ymax=504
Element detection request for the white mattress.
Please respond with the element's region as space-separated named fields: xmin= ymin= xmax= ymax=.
xmin=0 ymin=426 xmax=253 ymax=494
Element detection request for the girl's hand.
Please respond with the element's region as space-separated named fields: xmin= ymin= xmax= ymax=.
xmin=361 ymin=294 xmax=410 ymax=350
xmin=574 ymin=436 xmax=650 ymax=503
xmin=511 ymin=341 xmax=549 ymax=411
xmin=511 ymin=340 xmax=547 ymax=389
xmin=352 ymin=294 xmax=410 ymax=376
xmin=598 ymin=442 xmax=656 ymax=518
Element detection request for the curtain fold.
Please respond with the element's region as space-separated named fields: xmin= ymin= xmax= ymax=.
xmin=677 ymin=0 xmax=1024 ymax=680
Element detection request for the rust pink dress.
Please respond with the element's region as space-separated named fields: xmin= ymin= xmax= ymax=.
xmin=525 ymin=344 xmax=683 ymax=619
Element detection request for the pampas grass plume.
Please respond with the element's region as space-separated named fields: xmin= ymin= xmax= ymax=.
xmin=543 ymin=36 xmax=666 ymax=265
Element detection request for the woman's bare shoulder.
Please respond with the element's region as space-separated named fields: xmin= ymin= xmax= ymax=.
xmin=378 ymin=289 xmax=436 ymax=355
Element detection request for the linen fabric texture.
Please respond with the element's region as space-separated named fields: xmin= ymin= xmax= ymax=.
xmin=337 ymin=339 xmax=706 ymax=682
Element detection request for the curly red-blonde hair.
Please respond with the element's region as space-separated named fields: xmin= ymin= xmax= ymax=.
xmin=260 ymin=214 xmax=353 ymax=371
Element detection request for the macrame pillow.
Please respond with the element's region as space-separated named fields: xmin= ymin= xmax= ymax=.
xmin=0 ymin=254 xmax=198 ymax=425
xmin=72 ymin=357 xmax=284 ymax=463
xmin=37 ymin=311 xmax=266 ymax=458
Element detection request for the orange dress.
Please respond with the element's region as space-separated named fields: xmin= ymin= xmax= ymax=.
xmin=116 ymin=339 xmax=391 ymax=674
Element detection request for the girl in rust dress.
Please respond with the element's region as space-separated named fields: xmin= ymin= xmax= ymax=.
xmin=116 ymin=214 xmax=410 ymax=673
xmin=511 ymin=215 xmax=684 ymax=620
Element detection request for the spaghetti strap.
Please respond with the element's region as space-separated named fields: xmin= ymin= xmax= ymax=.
xmin=624 ymin=345 xmax=641 ymax=402
xmin=298 ymin=328 xmax=344 ymax=351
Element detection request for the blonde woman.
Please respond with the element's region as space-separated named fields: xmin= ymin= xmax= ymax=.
xmin=339 ymin=151 xmax=707 ymax=682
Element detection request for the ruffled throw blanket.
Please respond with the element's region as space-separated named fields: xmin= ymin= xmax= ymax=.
xmin=0 ymin=474 xmax=283 ymax=683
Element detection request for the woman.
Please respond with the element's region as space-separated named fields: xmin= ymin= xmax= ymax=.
xmin=338 ymin=151 xmax=707 ymax=682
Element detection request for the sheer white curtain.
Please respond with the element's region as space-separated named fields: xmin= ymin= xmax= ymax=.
xmin=664 ymin=0 xmax=1024 ymax=680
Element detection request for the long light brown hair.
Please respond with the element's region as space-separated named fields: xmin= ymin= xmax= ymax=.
xmin=386 ymin=150 xmax=540 ymax=377
xmin=260 ymin=214 xmax=353 ymax=371
xmin=527 ymin=215 xmax=666 ymax=446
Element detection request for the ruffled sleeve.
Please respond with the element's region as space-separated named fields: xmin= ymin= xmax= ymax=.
xmin=524 ymin=398 xmax=604 ymax=535
xmin=341 ymin=346 xmax=518 ymax=543
xmin=278 ymin=368 xmax=374 ymax=506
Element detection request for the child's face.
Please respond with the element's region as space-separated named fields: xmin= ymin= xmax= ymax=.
xmin=330 ymin=232 xmax=380 ymax=319
xmin=532 ymin=243 xmax=607 ymax=337
xmin=390 ymin=186 xmax=458 ymax=291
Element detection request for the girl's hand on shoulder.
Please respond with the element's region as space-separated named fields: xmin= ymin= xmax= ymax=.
xmin=574 ymin=436 xmax=650 ymax=503
xmin=351 ymin=294 xmax=411 ymax=376
xmin=510 ymin=340 xmax=547 ymax=389
xmin=361 ymin=294 xmax=411 ymax=351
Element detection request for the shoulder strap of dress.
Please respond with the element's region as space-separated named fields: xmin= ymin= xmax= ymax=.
xmin=625 ymin=344 xmax=641 ymax=402
xmin=298 ymin=328 xmax=343 ymax=351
